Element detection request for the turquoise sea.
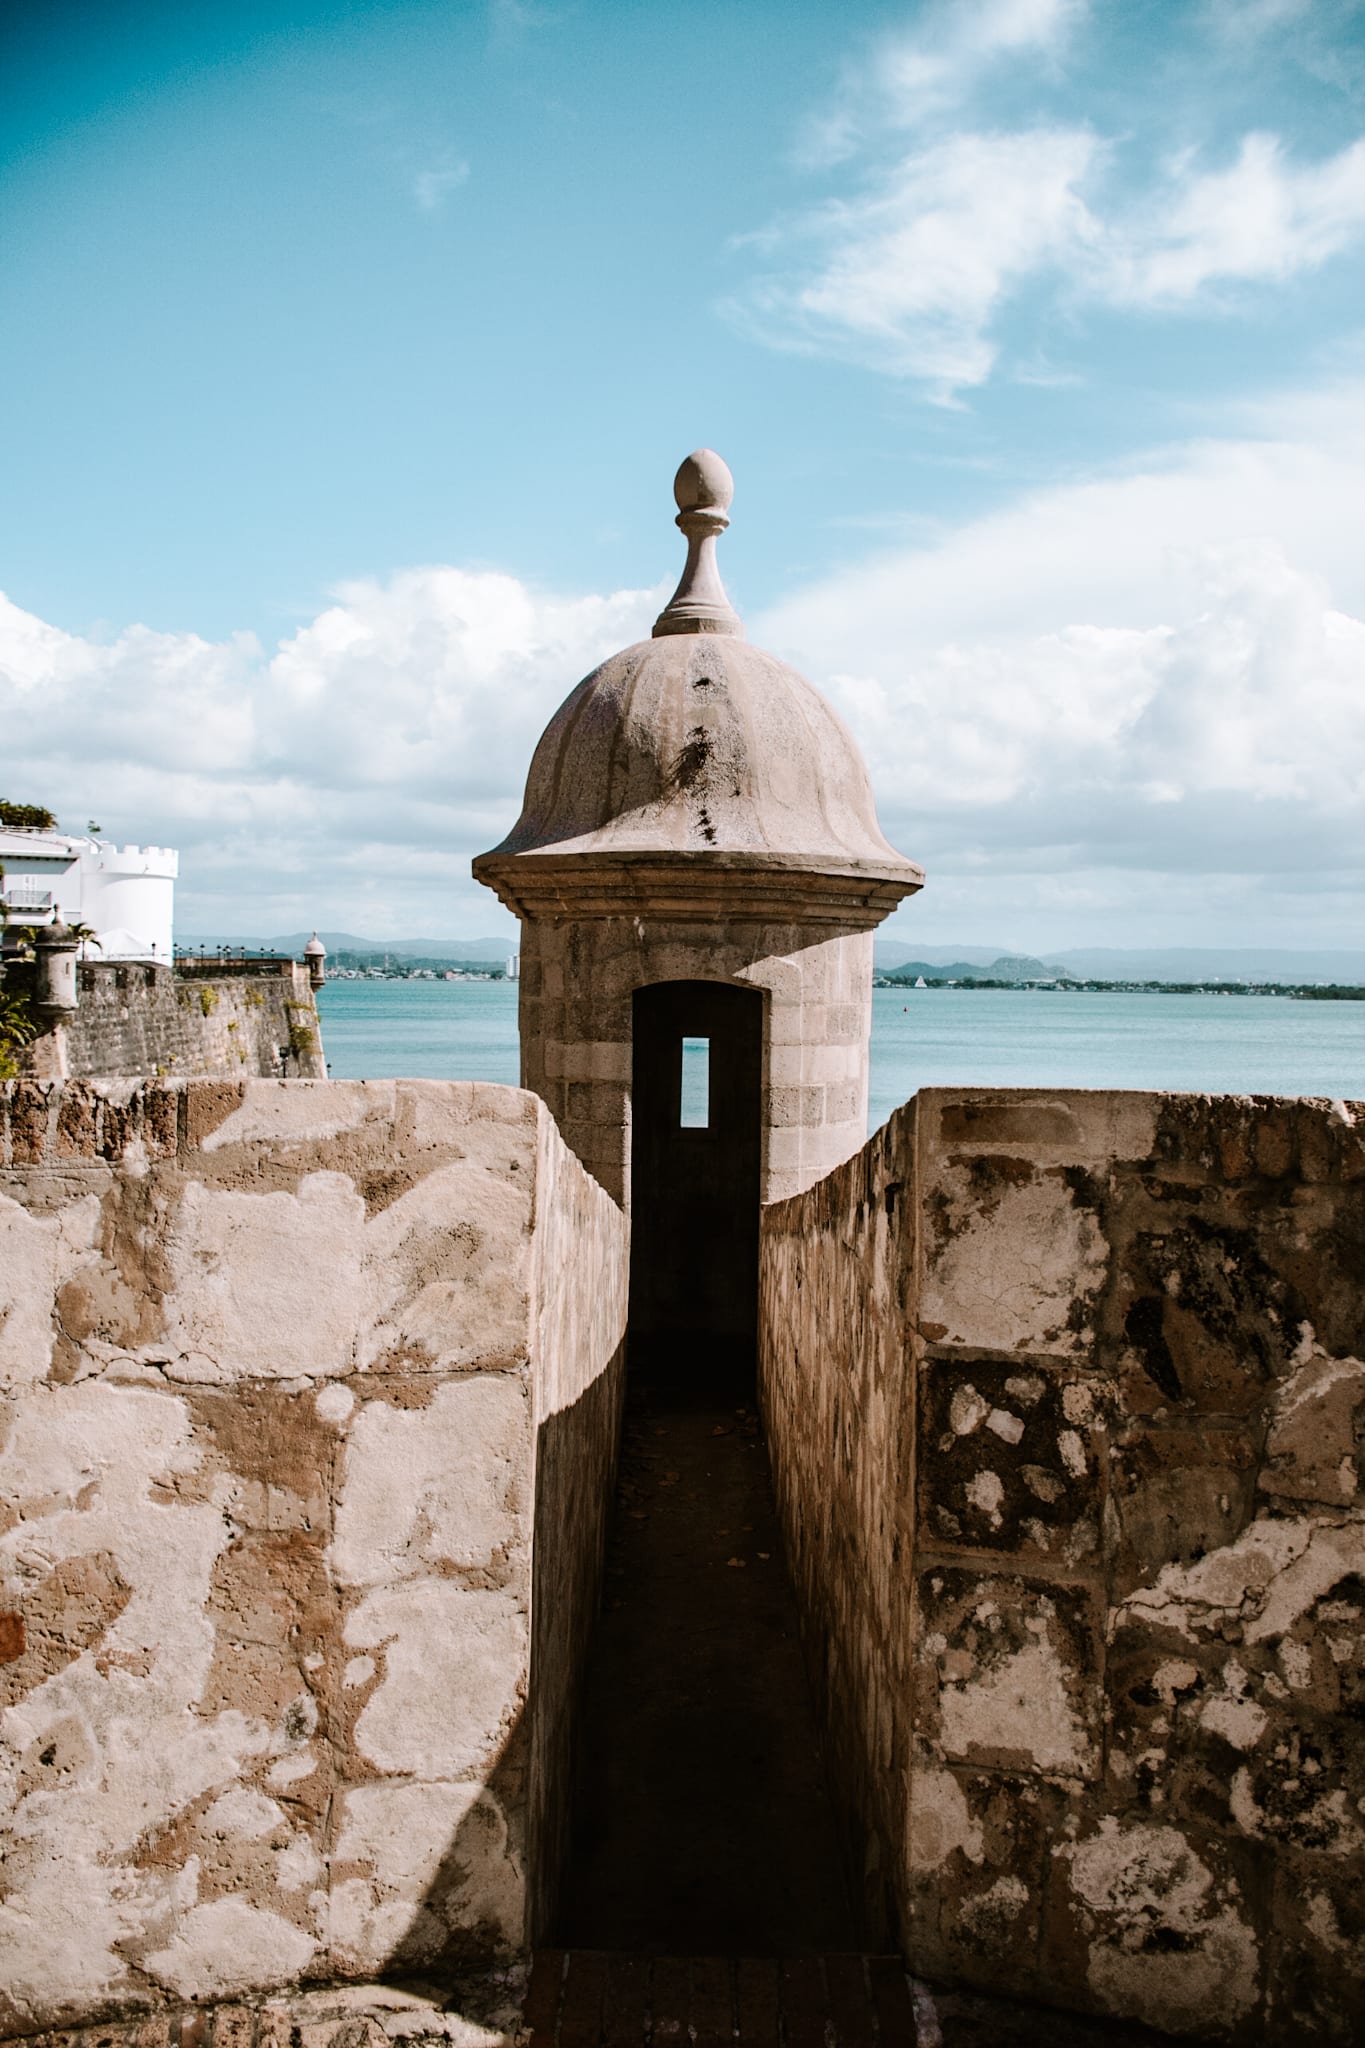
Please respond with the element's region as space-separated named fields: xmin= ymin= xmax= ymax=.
xmin=316 ymin=981 xmax=1363 ymax=1119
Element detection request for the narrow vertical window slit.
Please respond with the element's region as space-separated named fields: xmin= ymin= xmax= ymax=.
xmin=680 ymin=1036 xmax=710 ymax=1127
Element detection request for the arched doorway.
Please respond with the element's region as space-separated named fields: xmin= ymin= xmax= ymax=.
xmin=628 ymin=978 xmax=763 ymax=1384
xmin=559 ymin=976 xmax=860 ymax=1956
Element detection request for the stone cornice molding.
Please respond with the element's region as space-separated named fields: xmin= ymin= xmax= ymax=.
xmin=471 ymin=848 xmax=924 ymax=926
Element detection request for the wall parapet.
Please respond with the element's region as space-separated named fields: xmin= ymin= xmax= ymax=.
xmin=759 ymin=1087 xmax=1365 ymax=2045
xmin=4 ymin=962 xmax=326 ymax=1082
xmin=0 ymin=1078 xmax=628 ymax=2034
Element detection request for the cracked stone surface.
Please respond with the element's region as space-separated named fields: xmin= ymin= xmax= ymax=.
xmin=0 ymin=1079 xmax=627 ymax=2034
xmin=761 ymin=1087 xmax=1365 ymax=2044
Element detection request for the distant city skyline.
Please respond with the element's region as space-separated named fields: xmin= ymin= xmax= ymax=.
xmin=2 ymin=0 xmax=1362 ymax=948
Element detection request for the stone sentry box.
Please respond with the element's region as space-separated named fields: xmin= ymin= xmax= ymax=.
xmin=0 ymin=1077 xmax=627 ymax=2030
xmin=473 ymin=451 xmax=924 ymax=1210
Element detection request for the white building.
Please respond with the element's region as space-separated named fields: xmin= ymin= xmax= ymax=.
xmin=0 ymin=831 xmax=178 ymax=962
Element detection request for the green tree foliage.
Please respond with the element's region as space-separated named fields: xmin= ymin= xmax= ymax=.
xmin=0 ymin=991 xmax=36 ymax=1079
xmin=0 ymin=801 xmax=58 ymax=830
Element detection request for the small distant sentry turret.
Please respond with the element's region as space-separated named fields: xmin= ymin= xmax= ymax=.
xmin=34 ymin=917 xmax=81 ymax=1021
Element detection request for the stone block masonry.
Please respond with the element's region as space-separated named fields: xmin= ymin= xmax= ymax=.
xmin=0 ymin=1078 xmax=627 ymax=2034
xmin=14 ymin=962 xmax=327 ymax=1083
xmin=759 ymin=1088 xmax=1365 ymax=2044
xmin=518 ymin=918 xmax=874 ymax=1206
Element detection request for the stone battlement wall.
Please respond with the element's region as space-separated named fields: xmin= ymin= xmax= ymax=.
xmin=10 ymin=962 xmax=326 ymax=1081
xmin=85 ymin=844 xmax=178 ymax=868
xmin=759 ymin=1088 xmax=1365 ymax=2045
xmin=0 ymin=1078 xmax=628 ymax=2034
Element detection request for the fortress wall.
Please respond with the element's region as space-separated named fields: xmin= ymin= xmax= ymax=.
xmin=524 ymin=1098 xmax=629 ymax=1938
xmin=757 ymin=1103 xmax=917 ymax=1946
xmin=759 ymin=1087 xmax=1365 ymax=2045
xmin=20 ymin=963 xmax=327 ymax=1081
xmin=0 ymin=1078 xmax=627 ymax=2033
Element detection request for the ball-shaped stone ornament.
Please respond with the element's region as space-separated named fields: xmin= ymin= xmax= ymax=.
xmin=673 ymin=448 xmax=733 ymax=515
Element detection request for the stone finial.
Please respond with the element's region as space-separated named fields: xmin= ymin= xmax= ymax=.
xmin=652 ymin=449 xmax=744 ymax=640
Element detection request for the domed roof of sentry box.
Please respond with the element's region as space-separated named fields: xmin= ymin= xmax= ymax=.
xmin=473 ymin=451 xmax=924 ymax=920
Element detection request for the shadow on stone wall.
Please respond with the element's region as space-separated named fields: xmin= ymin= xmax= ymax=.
xmin=394 ymin=1341 xmax=627 ymax=1978
xmin=0 ymin=1078 xmax=628 ymax=2034
xmin=524 ymin=1344 xmax=627 ymax=1941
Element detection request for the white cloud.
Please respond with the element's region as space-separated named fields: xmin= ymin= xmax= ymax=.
xmin=764 ymin=405 xmax=1365 ymax=649
xmin=1202 ymin=0 xmax=1365 ymax=78
xmin=488 ymin=0 xmax=554 ymax=42
xmin=731 ymin=127 xmax=1365 ymax=392
xmin=804 ymin=542 xmax=1360 ymax=829
xmin=736 ymin=3 xmax=1365 ymax=394
xmin=1206 ymin=0 xmax=1313 ymax=36
xmin=805 ymin=0 xmax=1087 ymax=163
xmin=729 ymin=126 xmax=1101 ymax=390
xmin=412 ymin=159 xmax=470 ymax=211
xmin=0 ymin=572 xmax=656 ymax=937
xmin=1108 ymin=133 xmax=1365 ymax=303
xmin=882 ymin=0 xmax=1084 ymax=114
xmin=753 ymin=393 xmax=1364 ymax=943
xmin=1 ymin=395 xmax=1359 ymax=949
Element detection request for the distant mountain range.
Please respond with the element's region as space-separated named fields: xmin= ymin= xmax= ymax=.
xmin=872 ymin=944 xmax=1363 ymax=983
xmin=181 ymin=933 xmax=1362 ymax=984
xmin=881 ymin=954 xmax=1069 ymax=982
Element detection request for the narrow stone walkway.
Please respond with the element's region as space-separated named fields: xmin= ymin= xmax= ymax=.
xmin=0 ymin=1974 xmax=1191 ymax=2048
xmin=0 ymin=1979 xmax=1184 ymax=2048
xmin=521 ymin=1953 xmax=1195 ymax=2047
xmin=523 ymin=1951 xmax=925 ymax=2045
xmin=554 ymin=1372 xmax=859 ymax=1954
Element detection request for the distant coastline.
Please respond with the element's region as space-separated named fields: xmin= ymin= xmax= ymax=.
xmin=325 ymin=961 xmax=509 ymax=982
xmin=183 ymin=931 xmax=1364 ymax=997
xmin=877 ymin=974 xmax=1363 ymax=1001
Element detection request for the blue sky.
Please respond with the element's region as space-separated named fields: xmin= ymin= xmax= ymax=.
xmin=2 ymin=0 xmax=1362 ymax=948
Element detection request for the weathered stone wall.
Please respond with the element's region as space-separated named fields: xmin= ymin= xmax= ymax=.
xmin=13 ymin=962 xmax=326 ymax=1082
xmin=760 ymin=1088 xmax=1365 ymax=2043
xmin=758 ymin=1107 xmax=917 ymax=1949
xmin=524 ymin=1096 xmax=629 ymax=1938
xmin=0 ymin=1078 xmax=627 ymax=2033
xmin=519 ymin=917 xmax=873 ymax=1205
